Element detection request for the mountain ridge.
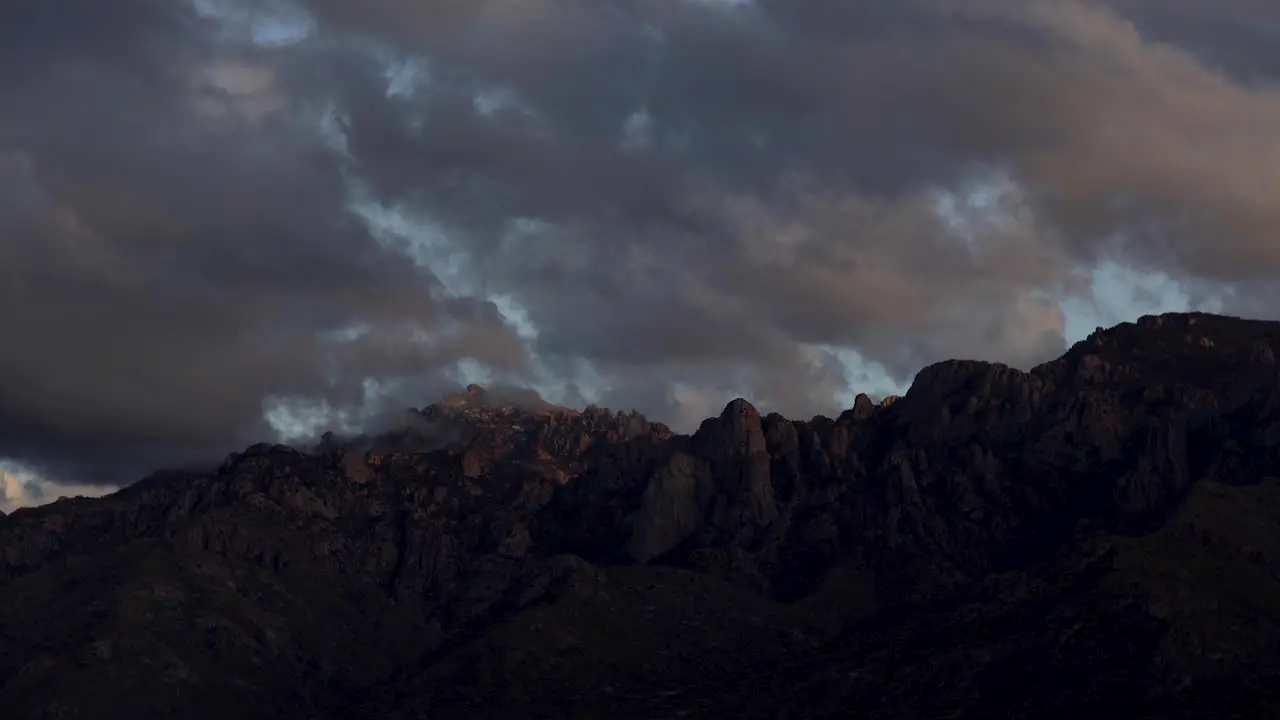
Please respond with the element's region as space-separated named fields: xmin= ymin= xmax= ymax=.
xmin=2 ymin=310 xmax=1280 ymax=717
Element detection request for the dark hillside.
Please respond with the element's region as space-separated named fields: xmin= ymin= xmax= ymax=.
xmin=3 ymin=312 xmax=1280 ymax=718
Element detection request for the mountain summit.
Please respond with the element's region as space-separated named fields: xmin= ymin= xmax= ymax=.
xmin=2 ymin=312 xmax=1280 ymax=717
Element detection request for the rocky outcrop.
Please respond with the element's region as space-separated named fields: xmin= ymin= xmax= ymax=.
xmin=626 ymin=452 xmax=703 ymax=563
xmin=692 ymin=398 xmax=778 ymax=529
xmin=3 ymin=313 xmax=1280 ymax=718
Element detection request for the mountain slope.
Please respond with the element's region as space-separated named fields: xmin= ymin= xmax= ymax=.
xmin=3 ymin=312 xmax=1280 ymax=718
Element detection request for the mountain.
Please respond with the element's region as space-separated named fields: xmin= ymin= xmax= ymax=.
xmin=3 ymin=311 xmax=1280 ymax=718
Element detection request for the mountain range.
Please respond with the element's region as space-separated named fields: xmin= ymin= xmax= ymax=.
xmin=3 ymin=311 xmax=1280 ymax=718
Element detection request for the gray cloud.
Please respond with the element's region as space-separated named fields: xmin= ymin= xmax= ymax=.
xmin=307 ymin=0 xmax=1280 ymax=366
xmin=1 ymin=463 xmax=112 ymax=515
xmin=0 ymin=0 xmax=528 ymax=484
xmin=2 ymin=0 xmax=1278 ymax=490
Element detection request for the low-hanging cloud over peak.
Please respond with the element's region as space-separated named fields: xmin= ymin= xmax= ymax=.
xmin=2 ymin=0 xmax=1278 ymax=490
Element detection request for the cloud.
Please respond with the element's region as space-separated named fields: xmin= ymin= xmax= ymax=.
xmin=0 ymin=464 xmax=113 ymax=515
xmin=1 ymin=0 xmax=1278 ymax=491
xmin=300 ymin=0 xmax=1279 ymax=377
xmin=0 ymin=0 xmax=529 ymax=484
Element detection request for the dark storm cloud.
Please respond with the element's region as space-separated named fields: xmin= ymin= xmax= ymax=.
xmin=3 ymin=0 xmax=1279 ymax=494
xmin=0 ymin=0 xmax=528 ymax=484
xmin=298 ymin=0 xmax=1280 ymax=357
xmin=1111 ymin=0 xmax=1280 ymax=81
xmin=298 ymin=0 xmax=1280 ymax=378
xmin=304 ymin=1 xmax=1076 ymax=371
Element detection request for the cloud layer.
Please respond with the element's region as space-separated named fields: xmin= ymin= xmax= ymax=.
xmin=2 ymin=0 xmax=1278 ymax=490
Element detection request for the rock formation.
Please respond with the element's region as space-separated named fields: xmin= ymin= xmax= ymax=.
xmin=2 ymin=312 xmax=1280 ymax=718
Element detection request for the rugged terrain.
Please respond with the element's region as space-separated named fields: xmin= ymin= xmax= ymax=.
xmin=3 ymin=312 xmax=1280 ymax=718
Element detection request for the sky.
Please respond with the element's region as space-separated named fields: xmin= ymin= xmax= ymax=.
xmin=1 ymin=0 xmax=1278 ymax=509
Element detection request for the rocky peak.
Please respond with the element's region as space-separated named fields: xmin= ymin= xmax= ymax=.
xmin=722 ymin=397 xmax=760 ymax=421
xmin=309 ymin=385 xmax=673 ymax=491
xmin=220 ymin=442 xmax=304 ymax=473
xmin=1136 ymin=311 xmax=1207 ymax=330
xmin=445 ymin=382 xmax=487 ymax=405
xmin=1047 ymin=311 xmax=1280 ymax=394
xmin=695 ymin=398 xmax=766 ymax=456
xmin=853 ymin=393 xmax=876 ymax=419
xmin=8 ymin=313 xmax=1280 ymax=717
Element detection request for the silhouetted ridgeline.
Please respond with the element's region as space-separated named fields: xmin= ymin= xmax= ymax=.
xmin=2 ymin=312 xmax=1280 ymax=717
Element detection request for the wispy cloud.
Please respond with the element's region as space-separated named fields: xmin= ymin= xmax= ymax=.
xmin=0 ymin=464 xmax=113 ymax=514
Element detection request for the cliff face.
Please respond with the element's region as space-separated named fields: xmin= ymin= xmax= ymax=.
xmin=3 ymin=312 xmax=1280 ymax=718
